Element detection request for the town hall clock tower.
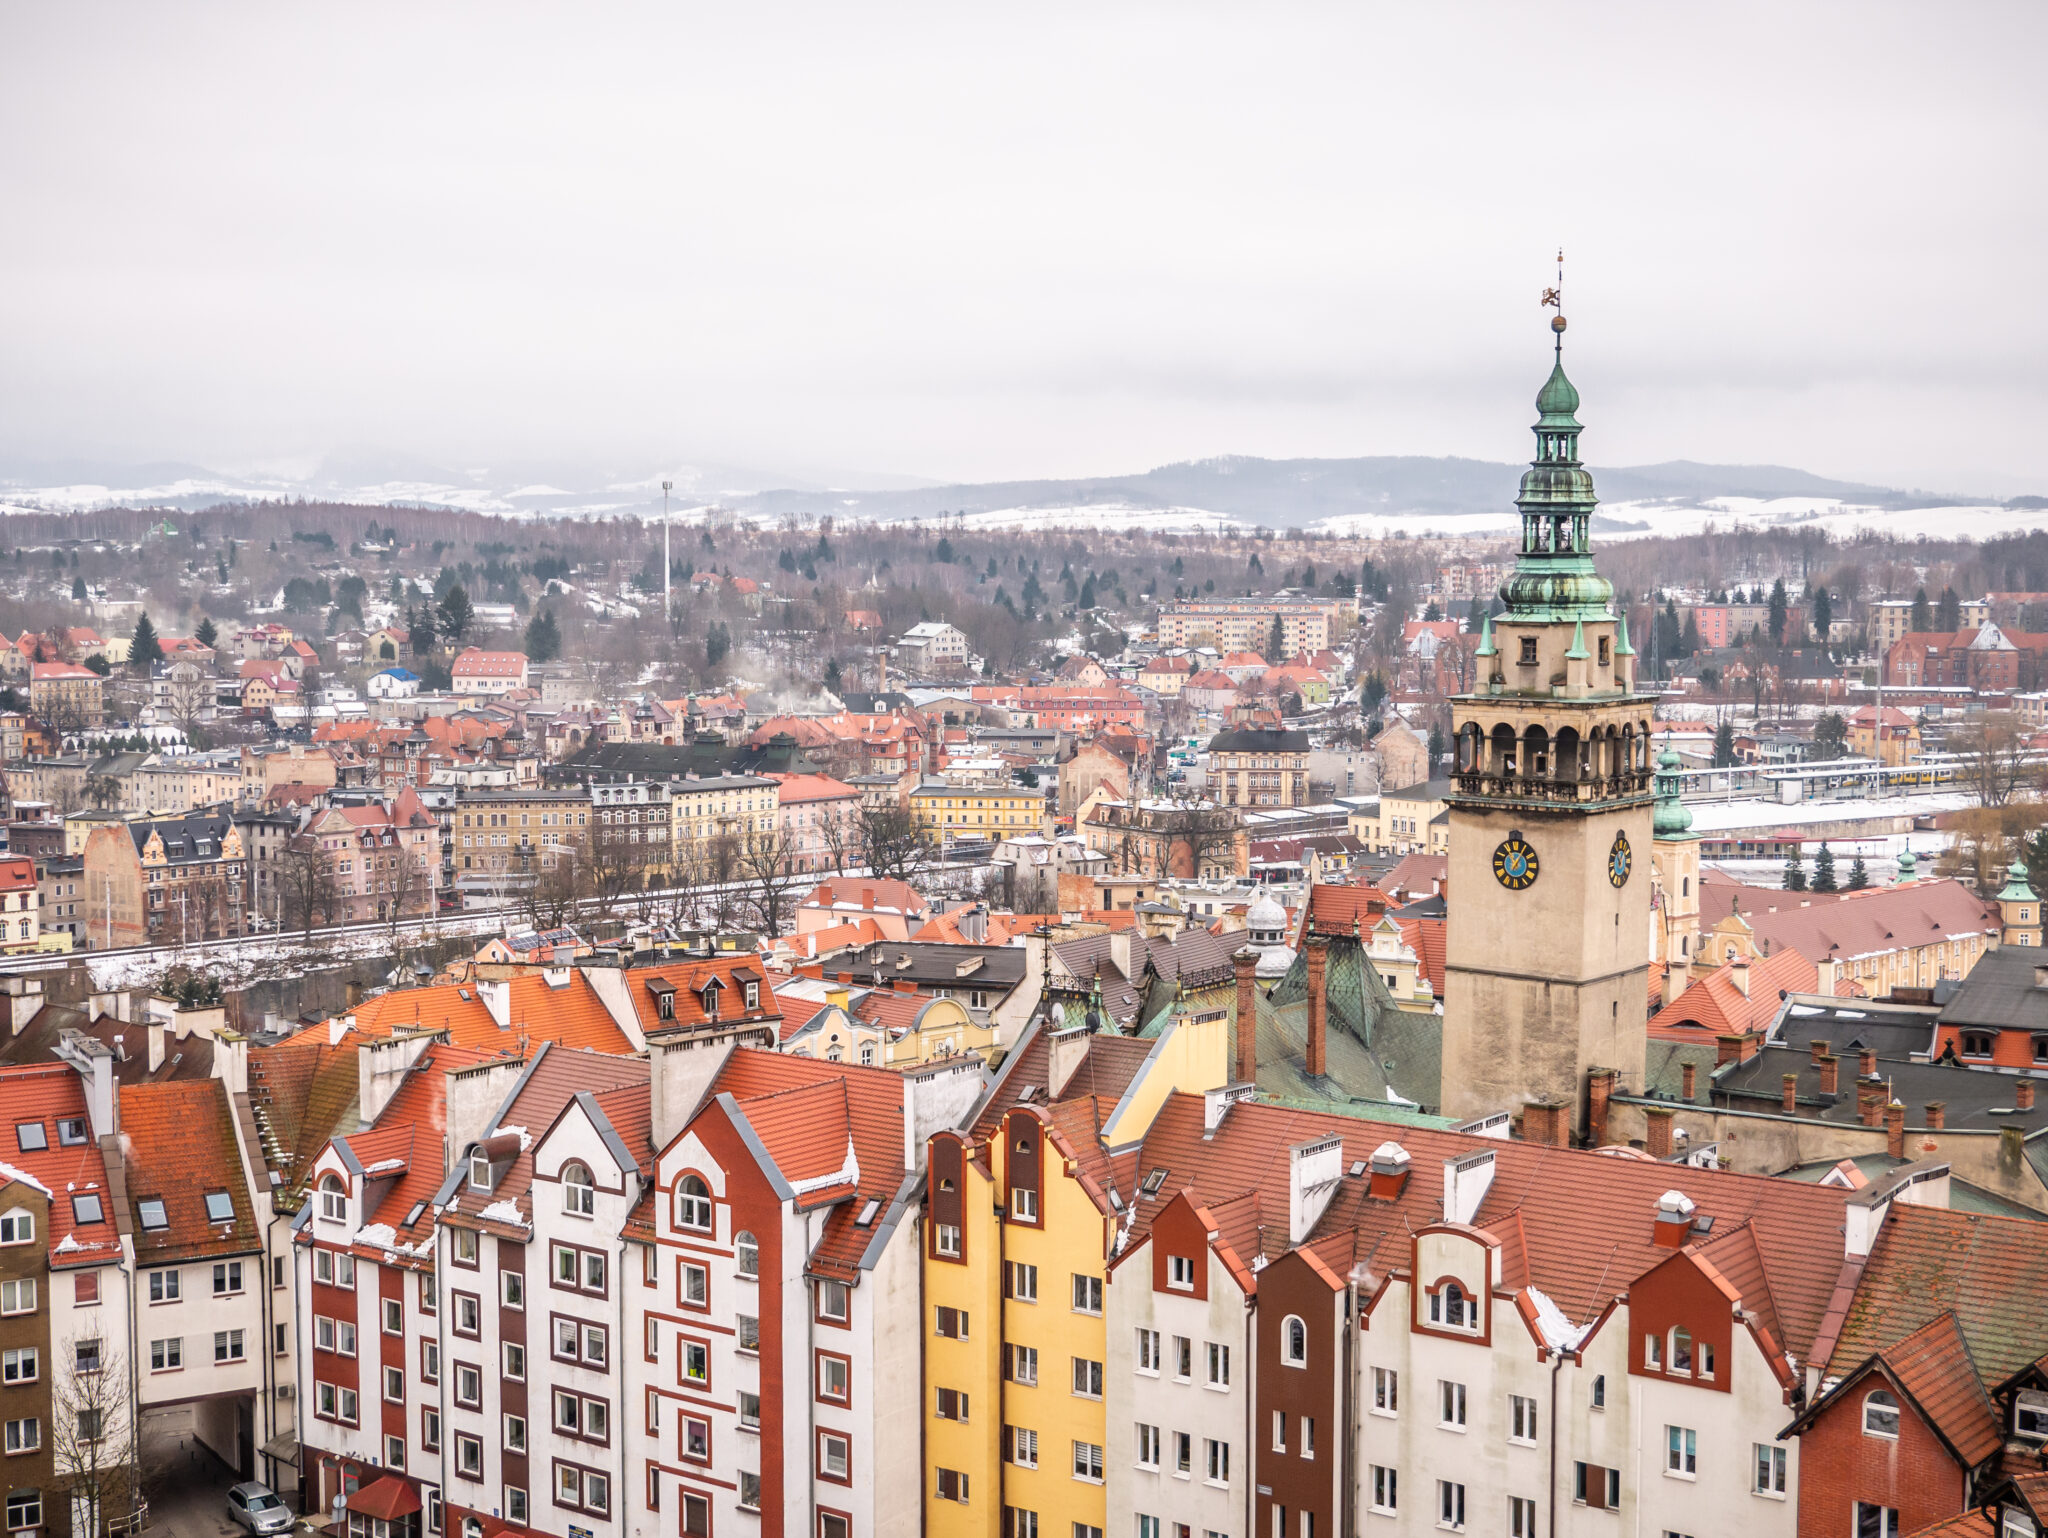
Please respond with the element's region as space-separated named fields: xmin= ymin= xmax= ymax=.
xmin=1440 ymin=310 xmax=1654 ymax=1137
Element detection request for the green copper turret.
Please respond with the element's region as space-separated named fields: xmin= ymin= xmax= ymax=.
xmin=1652 ymin=746 xmax=1695 ymax=840
xmin=1497 ymin=324 xmax=1615 ymax=623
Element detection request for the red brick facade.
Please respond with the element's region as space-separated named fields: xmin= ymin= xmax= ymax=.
xmin=1793 ymin=1365 xmax=1969 ymax=1538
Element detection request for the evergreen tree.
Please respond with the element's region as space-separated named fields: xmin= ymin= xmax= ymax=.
xmin=194 ymin=615 xmax=218 ymax=649
xmin=778 ymin=549 xmax=796 ymax=573
xmin=411 ymin=603 xmax=437 ymax=654
xmin=705 ymin=622 xmax=731 ymax=670
xmin=1811 ymin=842 xmax=1838 ymax=892
xmin=70 ymin=576 xmax=86 ymax=602
xmin=128 ymin=612 xmax=164 ymax=672
xmin=1428 ymin=723 xmax=1445 ymax=768
xmin=1910 ymin=585 xmax=1932 ymax=632
xmin=1078 ymin=575 xmax=1097 ymax=609
xmin=1845 ymin=854 xmax=1870 ymax=891
xmin=437 ymin=584 xmax=474 ymax=642
xmin=1248 ymin=552 xmax=1264 ymax=577
xmin=1422 ymin=599 xmax=1443 ymax=622
xmin=523 ymin=608 xmax=561 ymax=663
xmin=934 ymin=537 xmax=954 ymax=564
xmin=1301 ymin=563 xmax=1316 ymax=588
xmin=1783 ymin=855 xmax=1807 ymax=891
xmin=1810 ymin=712 xmax=1847 ymax=761
xmin=1712 ymin=721 xmax=1736 ymax=767
xmin=823 ymin=659 xmax=842 ymax=692
xmin=1811 ymin=585 xmax=1832 ymax=643
xmin=1936 ymin=586 xmax=1961 ymax=632
xmin=1767 ymin=578 xmax=1789 ymax=646
xmin=1680 ymin=612 xmax=1701 ymax=656
xmin=1265 ymin=613 xmax=1287 ymax=663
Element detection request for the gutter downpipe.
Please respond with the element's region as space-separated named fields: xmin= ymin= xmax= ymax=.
xmin=1341 ymin=1278 xmax=1358 ymax=1538
xmin=1546 ymin=1347 xmax=1564 ymax=1538
xmin=997 ymin=1178 xmax=1009 ymax=1538
xmin=1244 ymin=1290 xmax=1256 ymax=1538
xmin=616 ymin=1228 xmax=628 ymax=1538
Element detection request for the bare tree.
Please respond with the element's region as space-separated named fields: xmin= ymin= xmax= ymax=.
xmin=1953 ymin=711 xmax=2035 ymax=810
xmin=279 ymin=835 xmax=343 ymax=941
xmin=52 ymin=1329 xmax=141 ymax=1538
xmin=857 ymin=800 xmax=935 ymax=885
xmin=736 ymin=821 xmax=804 ymax=937
xmin=163 ymin=662 xmax=212 ymax=740
xmin=522 ymin=834 xmax=591 ymax=932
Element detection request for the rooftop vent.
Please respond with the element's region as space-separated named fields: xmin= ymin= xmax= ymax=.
xmin=1654 ymin=1189 xmax=1698 ymax=1248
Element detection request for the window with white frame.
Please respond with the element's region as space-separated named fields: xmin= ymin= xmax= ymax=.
xmin=1072 ymin=1358 xmax=1103 ymax=1398
xmin=1369 ymin=1465 xmax=1397 ymax=1514
xmin=1753 ymin=1443 xmax=1787 ymax=1497
xmin=1437 ymin=1480 xmax=1465 ymax=1530
xmin=318 ymin=1175 xmax=346 ymax=1222
xmin=1206 ymin=1342 xmax=1230 ymax=1388
xmin=1168 ymin=1254 xmax=1195 ymax=1290
xmin=1136 ymin=1424 xmax=1160 ymax=1468
xmin=1439 ymin=1380 xmax=1466 ymax=1428
xmin=1072 ymin=1441 xmax=1104 ymax=1482
xmin=1510 ymin=1394 xmax=1537 ymax=1443
xmin=1282 ymin=1316 xmax=1307 ymax=1366
xmin=1008 ymin=1262 xmax=1038 ymax=1302
xmin=1137 ymin=1329 xmax=1160 ymax=1373
xmin=562 ymin=1160 xmax=595 ymax=1216
xmin=1072 ymin=1274 xmax=1102 ymax=1314
xmin=1665 ymin=1425 xmax=1697 ymax=1477
xmin=1864 ymin=1390 xmax=1901 ymax=1439
xmin=1203 ymin=1439 xmax=1228 ymax=1485
xmin=1372 ymin=1366 xmax=1398 ymax=1415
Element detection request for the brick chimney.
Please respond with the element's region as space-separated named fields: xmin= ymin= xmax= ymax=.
xmin=1859 ymin=1085 xmax=1885 ymax=1128
xmin=1680 ymin=1062 xmax=1697 ymax=1102
xmin=1859 ymin=1047 xmax=1878 ymax=1079
xmin=1924 ymin=1100 xmax=1946 ymax=1131
xmin=2019 ymin=1079 xmax=2037 ymax=1113
xmin=1809 ymin=1038 xmax=1830 ymax=1065
xmin=1782 ymin=1074 xmax=1798 ymax=1114
xmin=1588 ymin=1068 xmax=1616 ymax=1147
xmin=1716 ymin=1033 xmax=1746 ymax=1067
xmin=1304 ymin=934 xmax=1328 ymax=1080
xmin=1522 ymin=1100 xmax=1568 ymax=1148
xmin=1232 ymin=947 xmax=1259 ymax=1086
xmin=1885 ymin=1101 xmax=1906 ymax=1160
xmin=1644 ymin=1106 xmax=1675 ymax=1161
xmin=1818 ymin=1054 xmax=1840 ymax=1097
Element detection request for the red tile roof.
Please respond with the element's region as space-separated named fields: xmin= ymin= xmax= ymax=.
xmin=1647 ymin=948 xmax=1816 ymax=1040
xmin=800 ymin=879 xmax=930 ymax=919
xmin=623 ymin=958 xmax=779 ymax=1038
xmin=119 ymin=1078 xmax=260 ymax=1260
xmin=1699 ymin=872 xmax=1998 ymax=967
xmin=1393 ymin=915 xmax=1446 ymax=994
xmin=0 ymin=1063 xmax=120 ymax=1269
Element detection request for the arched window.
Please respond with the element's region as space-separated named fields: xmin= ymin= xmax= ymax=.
xmin=675 ymin=1175 xmax=713 ymax=1233
xmin=463 ymin=1520 xmax=483 ymax=1538
xmin=562 ymin=1161 xmax=594 ymax=1217
xmin=1670 ymin=1326 xmax=1693 ymax=1375
xmin=1282 ymin=1316 xmax=1307 ymax=1366
xmin=468 ymin=1147 xmax=491 ymax=1192
xmin=318 ymin=1174 xmax=346 ymax=1223
xmin=826 ymin=1044 xmax=843 ymax=1062
xmin=1863 ymin=1389 xmax=1900 ymax=1439
xmin=1429 ymin=1281 xmax=1469 ymax=1328
xmin=734 ymin=1231 xmax=759 ymax=1278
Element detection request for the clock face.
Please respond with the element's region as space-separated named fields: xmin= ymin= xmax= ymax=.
xmin=1609 ymin=831 xmax=1633 ymax=888
xmin=1493 ymin=833 xmax=1539 ymax=891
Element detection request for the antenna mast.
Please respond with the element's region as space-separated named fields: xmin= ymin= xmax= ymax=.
xmin=662 ymin=479 xmax=674 ymax=620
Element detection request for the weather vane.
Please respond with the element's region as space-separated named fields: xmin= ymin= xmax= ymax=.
xmin=1541 ymin=248 xmax=1566 ymax=348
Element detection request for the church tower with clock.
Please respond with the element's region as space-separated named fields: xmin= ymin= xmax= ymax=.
xmin=1439 ymin=307 xmax=1654 ymax=1138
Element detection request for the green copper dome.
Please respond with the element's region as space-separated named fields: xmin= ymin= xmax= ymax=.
xmin=1536 ymin=357 xmax=1581 ymax=423
xmin=1496 ymin=330 xmax=1613 ymax=623
xmin=1652 ymin=747 xmax=1694 ymax=838
xmin=1998 ymin=858 xmax=2037 ymax=904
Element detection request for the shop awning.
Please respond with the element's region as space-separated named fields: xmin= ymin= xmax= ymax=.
xmin=348 ymin=1477 xmax=421 ymax=1521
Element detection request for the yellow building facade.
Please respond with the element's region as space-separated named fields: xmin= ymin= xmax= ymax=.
xmin=911 ymin=782 xmax=1046 ymax=839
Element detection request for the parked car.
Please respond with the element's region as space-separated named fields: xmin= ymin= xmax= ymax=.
xmin=227 ymin=1483 xmax=293 ymax=1536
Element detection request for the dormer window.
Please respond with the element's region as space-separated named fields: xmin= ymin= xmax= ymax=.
xmin=745 ymin=982 xmax=760 ymax=1011
xmin=1670 ymin=1327 xmax=1693 ymax=1376
xmin=469 ymin=1150 xmax=491 ymax=1192
xmin=318 ymin=1175 xmax=347 ymax=1223
xmin=1428 ymin=1281 xmax=1472 ymax=1329
xmin=1962 ymin=1032 xmax=1996 ymax=1059
xmin=562 ymin=1161 xmax=594 ymax=1217
xmin=1863 ymin=1389 xmax=1901 ymax=1440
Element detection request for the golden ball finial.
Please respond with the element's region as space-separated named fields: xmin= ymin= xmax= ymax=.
xmin=1551 ymin=315 xmax=1567 ymax=334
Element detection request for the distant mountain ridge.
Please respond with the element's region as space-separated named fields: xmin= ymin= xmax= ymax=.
xmin=0 ymin=449 xmax=2020 ymax=526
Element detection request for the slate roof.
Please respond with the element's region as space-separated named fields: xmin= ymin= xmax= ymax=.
xmin=1207 ymin=728 xmax=1310 ymax=753
xmin=1938 ymin=945 xmax=2048 ymax=1034
xmin=1051 ymin=929 xmax=1236 ymax=1030
xmin=1715 ymin=1045 xmax=2048 ymax=1136
xmin=1769 ymin=997 xmax=1942 ymax=1059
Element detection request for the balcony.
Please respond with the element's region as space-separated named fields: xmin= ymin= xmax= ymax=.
xmin=1451 ymin=769 xmax=1651 ymax=809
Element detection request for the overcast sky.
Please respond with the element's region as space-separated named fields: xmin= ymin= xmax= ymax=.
xmin=3 ymin=2 xmax=2044 ymax=495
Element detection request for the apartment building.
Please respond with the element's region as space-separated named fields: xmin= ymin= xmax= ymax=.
xmin=1205 ymin=728 xmax=1310 ymax=809
xmin=767 ymin=773 xmax=862 ymax=871
xmin=0 ymin=857 xmax=41 ymax=955
xmin=669 ymin=774 xmax=778 ymax=861
xmin=450 ymin=649 xmax=530 ymax=698
xmin=590 ymin=779 xmax=673 ymax=880
xmin=1156 ymin=601 xmax=1342 ymax=656
xmin=0 ymin=1060 xmax=131 ymax=1538
xmin=909 ymin=780 xmax=1045 ymax=842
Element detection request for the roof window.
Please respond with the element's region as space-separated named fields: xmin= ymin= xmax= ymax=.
xmin=13 ymin=1123 xmax=45 ymax=1153
xmin=204 ymin=1191 xmax=234 ymax=1223
xmin=138 ymin=1199 xmax=168 ymax=1230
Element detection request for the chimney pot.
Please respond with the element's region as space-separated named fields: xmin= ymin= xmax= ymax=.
xmin=1818 ymin=1053 xmax=1840 ymax=1095
xmin=1810 ymin=1038 xmax=1830 ymax=1065
xmin=1716 ymin=1033 xmax=1745 ymax=1067
xmin=1588 ymin=1067 xmax=1617 ymax=1147
xmin=1782 ymin=1073 xmax=1798 ymax=1114
xmin=1924 ymin=1100 xmax=1946 ymax=1131
xmin=1859 ymin=1048 xmax=1878 ymax=1078
xmin=2019 ymin=1079 xmax=2037 ymax=1113
xmin=1885 ymin=1100 xmax=1906 ymax=1160
xmin=1680 ymin=1062 xmax=1697 ymax=1103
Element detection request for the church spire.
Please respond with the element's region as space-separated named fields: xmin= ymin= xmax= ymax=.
xmin=1498 ymin=256 xmax=1613 ymax=625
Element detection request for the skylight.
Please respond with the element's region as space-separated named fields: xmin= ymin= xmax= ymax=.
xmin=138 ymin=1199 xmax=168 ymax=1230
xmin=14 ymin=1123 xmax=45 ymax=1153
xmin=855 ymin=1199 xmax=881 ymax=1227
xmin=204 ymin=1191 xmax=234 ymax=1223
xmin=1140 ymin=1168 xmax=1169 ymax=1197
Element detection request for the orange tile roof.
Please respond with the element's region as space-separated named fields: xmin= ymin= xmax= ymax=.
xmin=119 ymin=1078 xmax=260 ymax=1260
xmin=1302 ymin=882 xmax=1394 ymax=939
xmin=249 ymin=1029 xmax=364 ymax=1200
xmin=768 ymin=773 xmax=860 ymax=804
xmin=623 ymin=958 xmax=779 ymax=1038
xmin=800 ymin=878 xmax=930 ymax=919
xmin=1647 ymin=948 xmax=1816 ymax=1040
xmin=1879 ymin=1311 xmax=2003 ymax=1467
xmin=346 ymin=973 xmax=637 ymax=1055
xmin=1393 ymin=915 xmax=1446 ymax=994
xmin=0 ymin=1063 xmax=121 ymax=1269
